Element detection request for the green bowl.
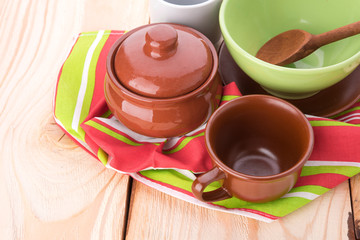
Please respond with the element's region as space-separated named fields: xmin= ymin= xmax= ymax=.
xmin=219 ymin=0 xmax=360 ymax=99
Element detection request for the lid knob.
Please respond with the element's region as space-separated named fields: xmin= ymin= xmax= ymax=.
xmin=144 ymin=24 xmax=178 ymax=59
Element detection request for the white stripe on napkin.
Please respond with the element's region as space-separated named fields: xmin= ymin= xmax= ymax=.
xmin=281 ymin=192 xmax=319 ymax=200
xmin=305 ymin=160 xmax=360 ymax=168
xmin=336 ymin=113 xmax=360 ymax=122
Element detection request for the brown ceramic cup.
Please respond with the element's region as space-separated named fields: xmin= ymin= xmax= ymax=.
xmin=192 ymin=95 xmax=314 ymax=203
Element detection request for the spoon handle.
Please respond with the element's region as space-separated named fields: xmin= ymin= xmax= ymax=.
xmin=311 ymin=20 xmax=360 ymax=48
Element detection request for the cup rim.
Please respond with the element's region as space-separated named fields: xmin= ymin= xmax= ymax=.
xmin=155 ymin=0 xmax=221 ymax=8
xmin=106 ymin=23 xmax=219 ymax=104
xmin=219 ymin=0 xmax=360 ymax=72
xmin=205 ymin=94 xmax=314 ymax=181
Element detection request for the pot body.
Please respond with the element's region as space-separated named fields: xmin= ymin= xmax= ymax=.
xmin=104 ymin=72 xmax=222 ymax=138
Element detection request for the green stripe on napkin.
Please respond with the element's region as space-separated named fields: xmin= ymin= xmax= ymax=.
xmin=288 ymin=185 xmax=329 ymax=195
xmin=310 ymin=120 xmax=359 ymax=127
xmin=301 ymin=165 xmax=360 ymax=178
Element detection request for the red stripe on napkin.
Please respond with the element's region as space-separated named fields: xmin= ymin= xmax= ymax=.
xmin=222 ymin=82 xmax=242 ymax=96
xmin=295 ymin=173 xmax=348 ymax=189
xmin=310 ymin=126 xmax=360 ymax=161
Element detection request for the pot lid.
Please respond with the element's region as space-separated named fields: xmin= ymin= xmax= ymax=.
xmin=114 ymin=23 xmax=213 ymax=98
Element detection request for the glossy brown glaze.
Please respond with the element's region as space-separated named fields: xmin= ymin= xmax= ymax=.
xmin=105 ymin=23 xmax=222 ymax=138
xmin=192 ymin=95 xmax=314 ymax=203
xmin=114 ymin=24 xmax=213 ymax=98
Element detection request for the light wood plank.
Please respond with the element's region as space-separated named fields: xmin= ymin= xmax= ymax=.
xmin=350 ymin=173 xmax=360 ymax=239
xmin=126 ymin=180 xmax=354 ymax=240
xmin=0 ymin=0 xmax=148 ymax=239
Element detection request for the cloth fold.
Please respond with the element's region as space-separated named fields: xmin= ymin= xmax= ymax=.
xmin=81 ymin=83 xmax=238 ymax=173
xmin=54 ymin=30 xmax=360 ymax=222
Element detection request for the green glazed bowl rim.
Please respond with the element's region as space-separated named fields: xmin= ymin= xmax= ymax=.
xmin=219 ymin=0 xmax=360 ymax=73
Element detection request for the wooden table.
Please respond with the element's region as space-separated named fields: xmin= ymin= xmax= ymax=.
xmin=1 ymin=0 xmax=359 ymax=239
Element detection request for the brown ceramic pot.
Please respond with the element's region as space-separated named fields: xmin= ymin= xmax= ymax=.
xmin=192 ymin=95 xmax=314 ymax=203
xmin=105 ymin=23 xmax=222 ymax=138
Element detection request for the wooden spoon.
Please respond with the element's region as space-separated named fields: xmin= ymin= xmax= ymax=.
xmin=256 ymin=21 xmax=360 ymax=66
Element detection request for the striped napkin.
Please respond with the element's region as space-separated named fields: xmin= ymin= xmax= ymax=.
xmin=54 ymin=30 xmax=360 ymax=222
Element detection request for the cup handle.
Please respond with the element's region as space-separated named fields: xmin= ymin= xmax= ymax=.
xmin=191 ymin=167 xmax=232 ymax=202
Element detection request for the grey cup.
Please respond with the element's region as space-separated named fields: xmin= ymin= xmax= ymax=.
xmin=149 ymin=0 xmax=222 ymax=45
